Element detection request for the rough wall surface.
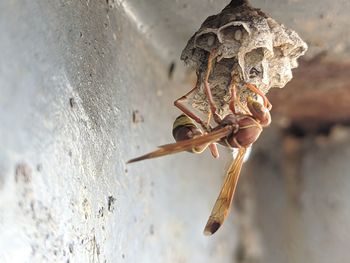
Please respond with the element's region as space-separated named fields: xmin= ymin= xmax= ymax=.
xmin=0 ymin=1 xmax=238 ymax=262
xmin=1 ymin=0 xmax=350 ymax=263
xmin=243 ymin=126 xmax=350 ymax=263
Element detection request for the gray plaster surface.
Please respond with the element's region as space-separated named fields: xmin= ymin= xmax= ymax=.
xmin=0 ymin=0 xmax=238 ymax=262
xmin=1 ymin=0 xmax=350 ymax=263
xmin=124 ymin=0 xmax=350 ymax=61
xmin=243 ymin=127 xmax=350 ymax=263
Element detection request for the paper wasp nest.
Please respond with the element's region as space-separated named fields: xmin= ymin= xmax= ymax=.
xmin=181 ymin=0 xmax=307 ymax=116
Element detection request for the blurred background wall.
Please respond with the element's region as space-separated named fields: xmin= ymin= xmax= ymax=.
xmin=0 ymin=0 xmax=349 ymax=262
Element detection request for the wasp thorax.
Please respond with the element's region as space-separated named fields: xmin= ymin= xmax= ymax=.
xmin=219 ymin=114 xmax=239 ymax=128
xmin=226 ymin=116 xmax=263 ymax=148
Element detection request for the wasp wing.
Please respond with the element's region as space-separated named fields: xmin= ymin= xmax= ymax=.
xmin=127 ymin=126 xmax=232 ymax=164
xmin=203 ymin=147 xmax=247 ymax=235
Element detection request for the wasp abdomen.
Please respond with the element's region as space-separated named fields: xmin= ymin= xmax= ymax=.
xmin=172 ymin=115 xmax=206 ymax=154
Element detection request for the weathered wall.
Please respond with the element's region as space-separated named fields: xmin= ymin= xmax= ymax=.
xmin=1 ymin=0 xmax=350 ymax=263
xmin=0 ymin=1 xmax=238 ymax=262
xmin=235 ymin=126 xmax=350 ymax=263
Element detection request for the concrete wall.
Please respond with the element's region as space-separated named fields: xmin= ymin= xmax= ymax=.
xmin=238 ymin=126 xmax=350 ymax=263
xmin=1 ymin=0 xmax=349 ymax=263
xmin=0 ymin=1 xmax=237 ymax=262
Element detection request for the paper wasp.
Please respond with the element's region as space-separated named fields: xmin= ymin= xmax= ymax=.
xmin=128 ymin=49 xmax=272 ymax=235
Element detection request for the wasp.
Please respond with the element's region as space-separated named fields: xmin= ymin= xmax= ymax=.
xmin=128 ymin=47 xmax=272 ymax=235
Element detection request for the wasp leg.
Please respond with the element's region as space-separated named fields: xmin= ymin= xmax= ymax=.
xmin=229 ymin=81 xmax=237 ymax=114
xmin=204 ymin=49 xmax=222 ymax=124
xmin=245 ymin=83 xmax=272 ymax=110
xmin=174 ymin=70 xmax=220 ymax=158
xmin=228 ymin=78 xmax=251 ymax=115
xmin=174 ymin=78 xmax=210 ymax=132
